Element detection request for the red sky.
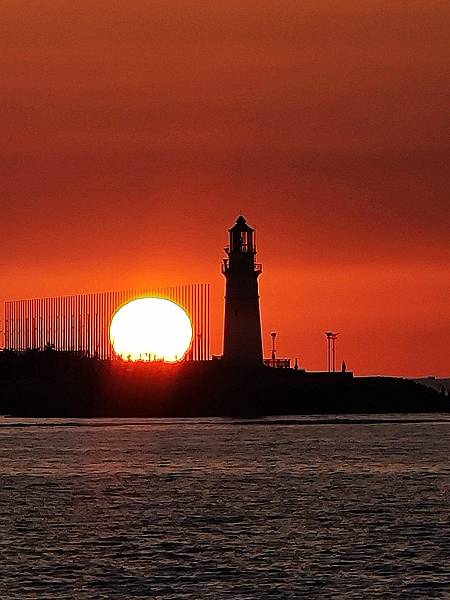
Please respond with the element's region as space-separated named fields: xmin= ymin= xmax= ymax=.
xmin=1 ymin=1 xmax=449 ymax=376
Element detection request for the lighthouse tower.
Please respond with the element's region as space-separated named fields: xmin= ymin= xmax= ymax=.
xmin=222 ymin=216 xmax=263 ymax=364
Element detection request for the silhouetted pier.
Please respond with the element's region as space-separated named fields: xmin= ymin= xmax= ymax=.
xmin=0 ymin=350 xmax=447 ymax=418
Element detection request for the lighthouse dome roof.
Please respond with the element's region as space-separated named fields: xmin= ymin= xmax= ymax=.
xmin=229 ymin=215 xmax=255 ymax=232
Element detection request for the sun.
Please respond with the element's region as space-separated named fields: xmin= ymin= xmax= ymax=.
xmin=109 ymin=297 xmax=193 ymax=362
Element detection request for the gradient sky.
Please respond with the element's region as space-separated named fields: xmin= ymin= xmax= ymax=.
xmin=1 ymin=1 xmax=449 ymax=376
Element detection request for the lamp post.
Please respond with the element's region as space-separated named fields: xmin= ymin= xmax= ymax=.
xmin=325 ymin=332 xmax=339 ymax=372
xmin=270 ymin=331 xmax=277 ymax=367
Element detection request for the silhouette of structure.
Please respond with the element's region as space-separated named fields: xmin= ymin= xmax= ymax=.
xmin=1 ymin=351 xmax=445 ymax=418
xmin=262 ymin=331 xmax=291 ymax=369
xmin=4 ymin=284 xmax=210 ymax=360
xmin=222 ymin=216 xmax=263 ymax=364
xmin=326 ymin=332 xmax=339 ymax=372
xmin=270 ymin=332 xmax=277 ymax=365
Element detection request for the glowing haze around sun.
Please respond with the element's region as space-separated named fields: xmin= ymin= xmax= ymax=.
xmin=109 ymin=298 xmax=193 ymax=362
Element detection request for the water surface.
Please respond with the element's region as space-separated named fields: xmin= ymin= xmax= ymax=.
xmin=1 ymin=415 xmax=449 ymax=598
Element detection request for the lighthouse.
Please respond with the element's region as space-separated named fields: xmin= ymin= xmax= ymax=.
xmin=222 ymin=216 xmax=263 ymax=364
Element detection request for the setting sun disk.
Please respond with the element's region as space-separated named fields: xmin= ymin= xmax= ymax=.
xmin=109 ymin=297 xmax=193 ymax=362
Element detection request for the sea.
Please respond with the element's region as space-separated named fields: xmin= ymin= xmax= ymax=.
xmin=1 ymin=414 xmax=449 ymax=599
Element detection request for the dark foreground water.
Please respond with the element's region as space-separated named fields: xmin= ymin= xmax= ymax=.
xmin=1 ymin=415 xmax=449 ymax=599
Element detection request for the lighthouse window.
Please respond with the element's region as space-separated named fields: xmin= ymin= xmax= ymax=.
xmin=241 ymin=231 xmax=252 ymax=251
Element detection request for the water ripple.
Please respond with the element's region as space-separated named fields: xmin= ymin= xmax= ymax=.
xmin=0 ymin=415 xmax=449 ymax=598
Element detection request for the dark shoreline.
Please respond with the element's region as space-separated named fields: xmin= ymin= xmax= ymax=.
xmin=1 ymin=350 xmax=448 ymax=418
xmin=1 ymin=416 xmax=450 ymax=427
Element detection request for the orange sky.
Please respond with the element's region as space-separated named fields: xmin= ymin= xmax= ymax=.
xmin=1 ymin=1 xmax=449 ymax=376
